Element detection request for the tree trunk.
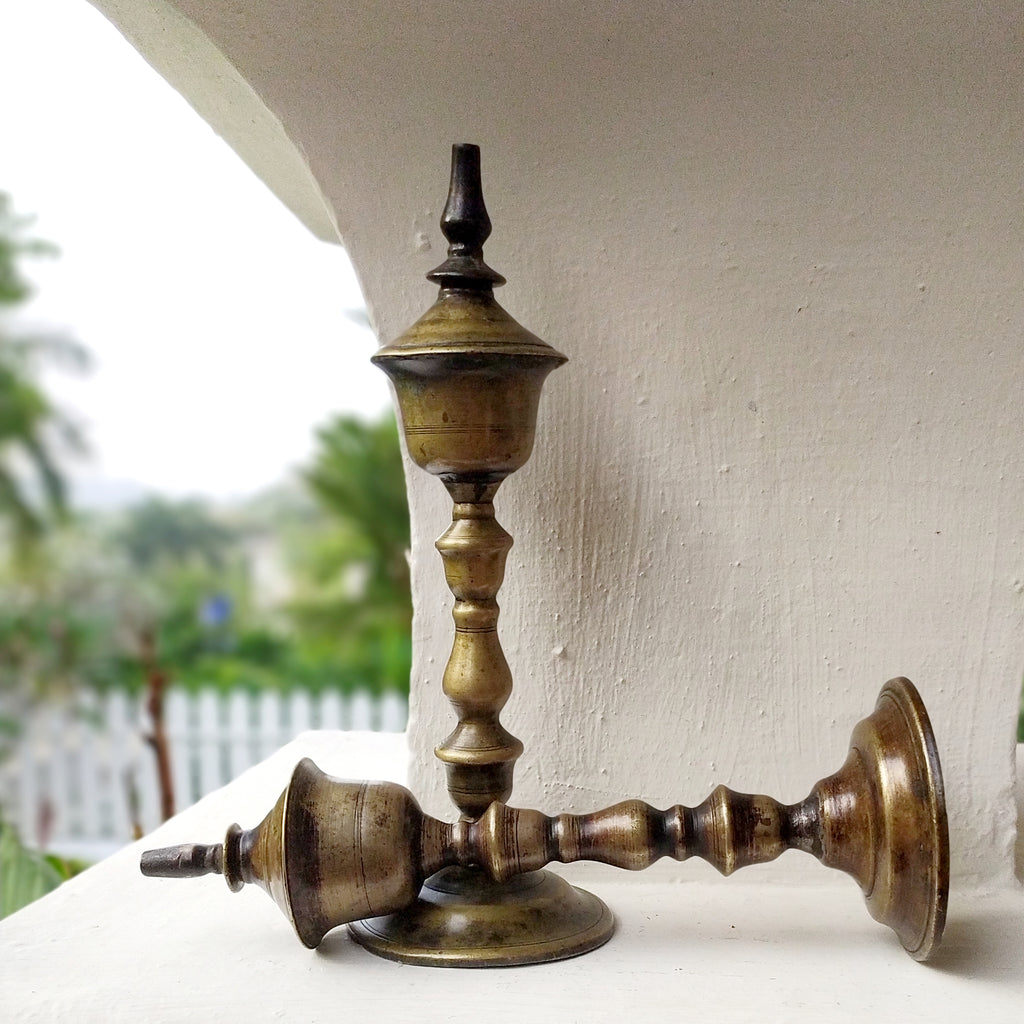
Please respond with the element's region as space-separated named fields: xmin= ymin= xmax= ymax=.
xmin=140 ymin=630 xmax=175 ymax=822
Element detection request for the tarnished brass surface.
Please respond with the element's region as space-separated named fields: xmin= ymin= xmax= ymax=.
xmin=348 ymin=869 xmax=613 ymax=967
xmin=141 ymin=678 xmax=948 ymax=959
xmin=141 ymin=759 xmax=425 ymax=949
xmin=366 ymin=142 xmax=605 ymax=963
xmin=819 ymin=676 xmax=948 ymax=960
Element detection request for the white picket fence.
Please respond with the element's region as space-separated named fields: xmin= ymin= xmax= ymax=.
xmin=0 ymin=687 xmax=407 ymax=862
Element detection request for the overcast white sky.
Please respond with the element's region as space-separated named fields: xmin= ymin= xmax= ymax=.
xmin=1 ymin=0 xmax=390 ymax=505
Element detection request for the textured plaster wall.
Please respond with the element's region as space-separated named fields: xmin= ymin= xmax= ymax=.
xmin=96 ymin=0 xmax=1023 ymax=886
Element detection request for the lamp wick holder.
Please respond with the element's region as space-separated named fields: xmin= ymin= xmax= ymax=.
xmin=141 ymin=143 xmax=949 ymax=966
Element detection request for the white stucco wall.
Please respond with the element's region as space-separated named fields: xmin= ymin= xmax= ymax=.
xmin=94 ymin=0 xmax=1023 ymax=887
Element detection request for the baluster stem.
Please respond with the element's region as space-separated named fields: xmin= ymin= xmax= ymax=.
xmin=434 ymin=482 xmax=524 ymax=816
xmin=452 ymin=788 xmax=820 ymax=883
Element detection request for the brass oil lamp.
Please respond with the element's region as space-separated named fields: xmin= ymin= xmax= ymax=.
xmin=141 ymin=145 xmax=949 ymax=965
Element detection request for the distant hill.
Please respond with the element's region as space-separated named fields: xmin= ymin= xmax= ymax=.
xmin=69 ymin=475 xmax=154 ymax=511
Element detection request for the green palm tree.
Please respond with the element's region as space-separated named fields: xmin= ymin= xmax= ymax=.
xmin=0 ymin=193 xmax=88 ymax=560
xmin=291 ymin=413 xmax=412 ymax=694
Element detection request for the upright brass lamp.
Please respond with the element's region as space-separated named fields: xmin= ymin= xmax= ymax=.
xmin=142 ymin=144 xmax=949 ymax=965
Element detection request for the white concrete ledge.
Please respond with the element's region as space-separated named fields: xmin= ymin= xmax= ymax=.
xmin=4 ymin=732 xmax=1023 ymax=1022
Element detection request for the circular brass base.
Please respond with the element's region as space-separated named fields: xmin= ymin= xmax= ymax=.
xmin=849 ymin=677 xmax=949 ymax=960
xmin=348 ymin=866 xmax=614 ymax=967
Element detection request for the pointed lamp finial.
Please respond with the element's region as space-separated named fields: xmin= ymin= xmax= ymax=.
xmin=426 ymin=143 xmax=506 ymax=289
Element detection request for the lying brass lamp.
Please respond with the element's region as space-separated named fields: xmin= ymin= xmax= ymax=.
xmin=141 ymin=144 xmax=949 ymax=965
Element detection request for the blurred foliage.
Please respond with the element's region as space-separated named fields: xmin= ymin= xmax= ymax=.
xmin=0 ymin=814 xmax=88 ymax=920
xmin=291 ymin=414 xmax=412 ymax=694
xmin=0 ymin=193 xmax=89 ymax=563
xmin=0 ymin=194 xmax=412 ymax=918
xmin=0 ymin=414 xmax=412 ymax=706
xmin=0 ymin=195 xmax=412 ymax=708
xmin=116 ymin=497 xmax=235 ymax=570
xmin=0 ymin=416 xmax=411 ymax=910
xmin=0 ymin=194 xmax=55 ymax=305
xmin=0 ymin=536 xmax=132 ymax=725
xmin=1018 ymin=680 xmax=1023 ymax=744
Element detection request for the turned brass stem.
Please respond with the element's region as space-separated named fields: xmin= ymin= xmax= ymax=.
xmin=433 ymin=486 xmax=523 ymax=814
xmin=454 ymin=789 xmax=821 ymax=883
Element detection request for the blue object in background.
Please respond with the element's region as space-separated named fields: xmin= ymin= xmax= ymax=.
xmin=198 ymin=593 xmax=232 ymax=629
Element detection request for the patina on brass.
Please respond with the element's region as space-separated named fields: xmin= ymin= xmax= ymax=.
xmin=141 ymin=143 xmax=950 ymax=966
xmin=372 ymin=142 xmax=565 ymax=816
xmin=142 ymin=677 xmax=948 ymax=960
xmin=354 ymin=141 xmax=610 ymax=964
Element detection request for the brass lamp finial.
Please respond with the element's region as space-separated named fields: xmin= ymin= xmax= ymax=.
xmin=427 ymin=142 xmax=505 ymax=289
